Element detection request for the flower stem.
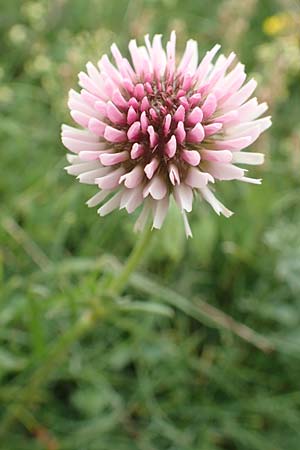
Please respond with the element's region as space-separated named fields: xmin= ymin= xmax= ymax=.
xmin=0 ymin=225 xmax=154 ymax=438
xmin=108 ymin=223 xmax=154 ymax=296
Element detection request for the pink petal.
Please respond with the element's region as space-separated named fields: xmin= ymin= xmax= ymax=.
xmin=68 ymin=99 xmax=94 ymax=118
xmin=144 ymin=82 xmax=153 ymax=94
xmin=96 ymin=167 xmax=125 ymax=189
xmin=179 ymin=96 xmax=189 ymax=110
xmin=149 ymin=108 xmax=159 ymax=121
xmin=185 ymin=167 xmax=214 ymax=188
xmin=134 ymin=83 xmax=145 ymax=100
xmin=174 ymin=183 xmax=193 ymax=212
xmin=222 ymin=78 xmax=257 ymax=108
xmin=244 ymin=101 xmax=268 ymax=121
xmin=65 ymin=161 xmax=100 ymax=176
xmin=94 ymin=100 xmax=107 ymax=116
xmin=86 ymin=60 xmax=104 ymax=82
xmin=62 ymin=137 xmax=105 ymax=153
xmin=127 ymin=106 xmax=138 ymax=125
xmin=68 ymin=89 xmax=96 ymax=116
xmin=119 ymin=165 xmax=144 ymax=188
xmin=231 ymin=152 xmax=264 ymax=165
xmin=112 ymin=89 xmax=128 ymax=109
xmin=182 ymin=149 xmax=201 ymax=166
xmin=203 ymin=122 xmax=223 ymax=136
xmin=230 ymin=117 xmax=271 ymax=137
xmin=236 ymin=98 xmax=258 ymax=121
xmin=103 ymin=78 xmax=116 ymax=97
xmin=175 ymin=121 xmax=186 ymax=144
xmin=120 ymin=186 xmax=143 ymax=213
xmin=166 ymin=30 xmax=176 ymax=81
xmin=203 ymin=52 xmax=236 ymax=94
xmin=177 ymin=39 xmax=198 ymax=74
xmin=131 ymin=143 xmax=145 ymax=159
xmin=104 ymin=125 xmax=127 ymax=143
xmin=189 ymin=93 xmax=202 ymax=107
xmin=86 ymin=189 xmax=111 ymax=207
xmin=140 ymin=111 xmax=149 ymax=133
xmin=110 ymin=43 xmax=127 ymax=71
xmin=144 ymin=158 xmax=159 ymax=179
xmin=66 ymin=154 xmax=81 ymax=164
xmin=164 ymin=135 xmax=177 ymax=158
xmin=204 ymin=162 xmax=245 ymax=180
xmin=106 ymin=101 xmax=126 ymax=125
xmin=239 ymin=176 xmax=262 ymax=184
xmin=78 ymin=168 xmax=109 ymax=184
xmin=200 ymin=186 xmax=233 ymax=217
xmin=127 ymin=121 xmax=141 ymax=141
xmin=187 ymin=123 xmax=205 ymax=143
xmin=81 ymin=89 xmax=100 ymax=108
xmin=182 ymin=211 xmax=193 ymax=238
xmin=182 ymin=73 xmax=194 ymax=91
xmin=134 ymin=203 xmax=151 ymax=233
xmin=201 ymin=149 xmax=232 ymax=163
xmin=152 ymin=196 xmax=169 ymax=230
xmin=143 ymin=175 xmax=167 ymax=200
xmin=100 ymin=151 xmax=128 ymax=166
xmin=141 ymin=96 xmax=150 ymax=111
xmin=88 ymin=118 xmax=106 ymax=137
xmin=168 ymin=163 xmax=180 ymax=185
xmin=210 ymin=136 xmax=252 ymax=151
xmin=71 ymin=110 xmax=90 ymax=128
xmin=97 ymin=55 xmax=122 ymax=85
xmin=98 ymin=191 xmax=123 ymax=216
xmin=195 ymin=44 xmax=221 ymax=83
xmin=128 ymin=97 xmax=139 ymax=109
xmin=163 ymin=114 xmax=172 ymax=135
xmin=147 ymin=126 xmax=159 ymax=148
xmin=79 ymin=151 xmax=103 ymax=160
xmin=78 ymin=72 xmax=103 ymax=98
xmin=61 ymin=124 xmax=98 ymax=142
xmin=147 ymin=34 xmax=167 ymax=78
xmin=124 ymin=80 xmax=135 ymax=95
xmin=186 ymin=107 xmax=203 ymax=126
xmin=214 ymin=110 xmax=239 ymax=125
xmin=201 ymin=93 xmax=217 ymax=120
xmin=173 ymin=105 xmax=185 ymax=122
xmin=216 ymin=65 xmax=247 ymax=103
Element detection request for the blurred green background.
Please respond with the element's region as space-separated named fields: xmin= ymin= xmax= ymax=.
xmin=1 ymin=0 xmax=300 ymax=449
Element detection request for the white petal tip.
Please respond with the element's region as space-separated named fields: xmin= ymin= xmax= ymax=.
xmin=240 ymin=176 xmax=262 ymax=185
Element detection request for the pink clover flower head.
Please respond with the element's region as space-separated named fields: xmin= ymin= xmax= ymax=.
xmin=62 ymin=31 xmax=271 ymax=237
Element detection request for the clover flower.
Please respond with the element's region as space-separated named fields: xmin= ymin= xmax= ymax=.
xmin=62 ymin=32 xmax=271 ymax=237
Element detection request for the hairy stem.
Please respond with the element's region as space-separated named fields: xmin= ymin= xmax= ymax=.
xmin=108 ymin=223 xmax=153 ymax=295
xmin=0 ymin=225 xmax=154 ymax=438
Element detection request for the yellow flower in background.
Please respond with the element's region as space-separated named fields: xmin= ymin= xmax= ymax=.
xmin=263 ymin=13 xmax=291 ymax=36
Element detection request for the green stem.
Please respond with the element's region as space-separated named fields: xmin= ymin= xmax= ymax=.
xmin=0 ymin=225 xmax=154 ymax=438
xmin=108 ymin=223 xmax=154 ymax=296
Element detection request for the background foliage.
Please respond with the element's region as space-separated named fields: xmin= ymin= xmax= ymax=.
xmin=1 ymin=0 xmax=300 ymax=449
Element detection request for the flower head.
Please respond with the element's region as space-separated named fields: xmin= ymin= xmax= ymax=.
xmin=62 ymin=32 xmax=271 ymax=237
